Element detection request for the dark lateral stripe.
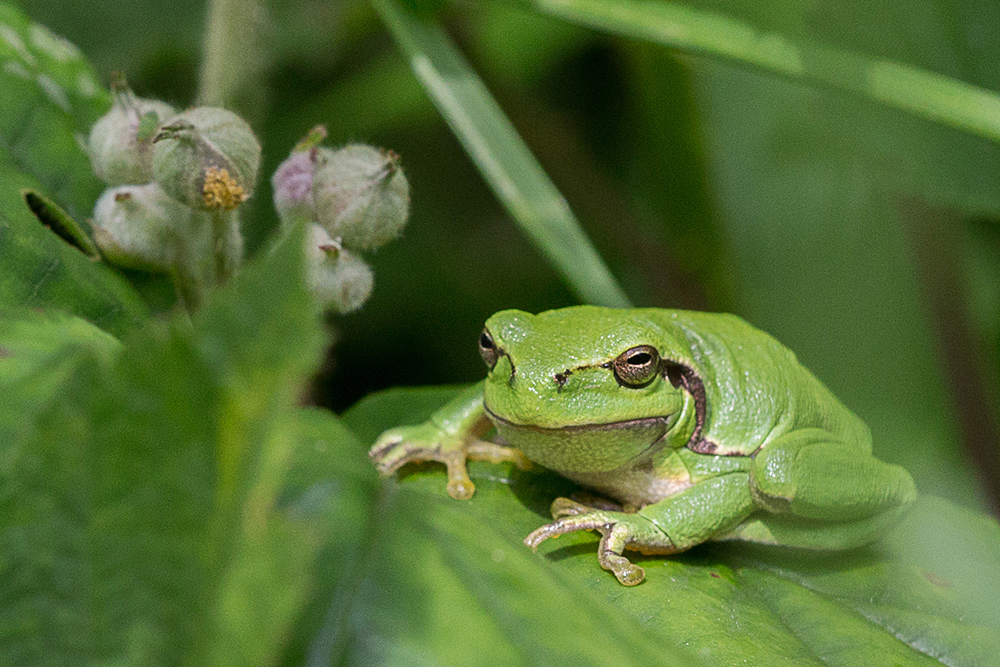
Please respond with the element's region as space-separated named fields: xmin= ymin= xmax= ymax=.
xmin=664 ymin=360 xmax=736 ymax=456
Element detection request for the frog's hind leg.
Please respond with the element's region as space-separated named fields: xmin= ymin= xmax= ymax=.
xmin=743 ymin=428 xmax=916 ymax=548
xmin=715 ymin=504 xmax=912 ymax=550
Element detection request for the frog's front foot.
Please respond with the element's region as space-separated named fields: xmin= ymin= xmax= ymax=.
xmin=369 ymin=424 xmax=477 ymax=499
xmin=524 ymin=505 xmax=671 ymax=586
xmin=370 ymin=424 xmax=531 ymax=500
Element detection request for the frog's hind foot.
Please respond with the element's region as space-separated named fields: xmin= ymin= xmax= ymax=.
xmin=524 ymin=510 xmax=672 ymax=586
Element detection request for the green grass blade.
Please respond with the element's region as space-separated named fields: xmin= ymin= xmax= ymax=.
xmin=373 ymin=0 xmax=631 ymax=307
xmin=528 ymin=0 xmax=1000 ymax=145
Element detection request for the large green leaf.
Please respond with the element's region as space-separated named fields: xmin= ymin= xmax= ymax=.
xmin=0 ymin=308 xmax=120 ymax=448
xmin=0 ymin=3 xmax=147 ymax=336
xmin=0 ymin=3 xmax=107 ymax=206
xmin=0 ymin=228 xmax=368 ymax=666
xmin=338 ymin=387 xmax=1000 ymax=666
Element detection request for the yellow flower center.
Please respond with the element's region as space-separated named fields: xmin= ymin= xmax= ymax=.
xmin=202 ymin=166 xmax=246 ymax=210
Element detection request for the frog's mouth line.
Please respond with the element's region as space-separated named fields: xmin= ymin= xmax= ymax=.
xmin=484 ymin=405 xmax=672 ymax=434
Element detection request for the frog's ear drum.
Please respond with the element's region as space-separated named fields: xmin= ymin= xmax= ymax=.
xmin=664 ymin=361 xmax=686 ymax=389
xmin=663 ymin=361 xmax=707 ymax=442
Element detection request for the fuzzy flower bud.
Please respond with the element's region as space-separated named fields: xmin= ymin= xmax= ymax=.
xmin=314 ymin=144 xmax=409 ymax=250
xmin=152 ymin=107 xmax=261 ymax=211
xmin=88 ymin=78 xmax=175 ymax=185
xmin=91 ymin=183 xmax=191 ymax=272
xmin=272 ymin=139 xmax=409 ymax=251
xmin=306 ymin=224 xmax=374 ymax=313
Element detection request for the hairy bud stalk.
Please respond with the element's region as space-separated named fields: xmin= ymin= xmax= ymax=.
xmin=150 ymin=107 xmax=260 ymax=284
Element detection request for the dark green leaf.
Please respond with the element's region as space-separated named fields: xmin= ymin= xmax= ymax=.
xmin=277 ymin=408 xmax=380 ymax=667
xmin=23 ymin=190 xmax=100 ymax=257
xmin=0 ymin=3 xmax=108 ymax=216
xmin=0 ymin=160 xmax=149 ymax=336
xmin=0 ymin=226 xmax=343 ymax=666
xmin=0 ymin=3 xmax=147 ymax=335
xmin=340 ymin=387 xmax=1000 ymax=667
xmin=0 ymin=308 xmax=120 ymax=447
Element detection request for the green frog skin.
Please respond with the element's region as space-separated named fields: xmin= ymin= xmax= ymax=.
xmin=369 ymin=306 xmax=916 ymax=585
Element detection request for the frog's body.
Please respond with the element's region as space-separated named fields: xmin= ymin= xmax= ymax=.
xmin=371 ymin=306 xmax=916 ymax=585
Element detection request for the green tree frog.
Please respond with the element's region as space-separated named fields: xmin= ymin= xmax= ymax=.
xmin=370 ymin=306 xmax=916 ymax=585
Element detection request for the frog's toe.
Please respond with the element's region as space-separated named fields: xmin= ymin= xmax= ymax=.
xmin=370 ymin=427 xmax=448 ymax=477
xmin=368 ymin=429 xmax=420 ymax=475
xmin=439 ymin=448 xmax=476 ymax=500
xmin=368 ymin=428 xmax=402 ymax=461
xmin=550 ymin=497 xmax=594 ymax=519
xmin=369 ymin=426 xmax=482 ymax=499
xmin=599 ymin=523 xmax=646 ymax=586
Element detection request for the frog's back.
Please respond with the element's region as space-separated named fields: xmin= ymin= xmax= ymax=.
xmin=643 ymin=309 xmax=871 ymax=456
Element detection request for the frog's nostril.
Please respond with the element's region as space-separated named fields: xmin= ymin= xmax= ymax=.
xmin=554 ymin=371 xmax=570 ymax=392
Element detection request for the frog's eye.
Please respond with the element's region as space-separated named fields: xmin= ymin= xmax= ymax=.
xmin=612 ymin=345 xmax=660 ymax=388
xmin=479 ymin=329 xmax=501 ymax=369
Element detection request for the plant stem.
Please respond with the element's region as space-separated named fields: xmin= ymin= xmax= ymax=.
xmin=171 ymin=265 xmax=203 ymax=312
xmin=198 ymin=0 xmax=269 ymax=117
xmin=211 ymin=209 xmax=243 ymax=284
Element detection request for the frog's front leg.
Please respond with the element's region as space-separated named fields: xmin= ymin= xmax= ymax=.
xmin=525 ymin=474 xmax=755 ymax=585
xmin=369 ymin=382 xmax=530 ymax=500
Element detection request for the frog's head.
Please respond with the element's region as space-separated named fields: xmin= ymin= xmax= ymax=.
xmin=480 ymin=306 xmax=689 ymax=474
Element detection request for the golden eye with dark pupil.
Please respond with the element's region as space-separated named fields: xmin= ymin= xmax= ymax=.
xmin=479 ymin=329 xmax=500 ymax=369
xmin=612 ymin=345 xmax=660 ymax=387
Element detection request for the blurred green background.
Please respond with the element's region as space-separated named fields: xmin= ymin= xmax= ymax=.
xmin=17 ymin=0 xmax=1000 ymax=514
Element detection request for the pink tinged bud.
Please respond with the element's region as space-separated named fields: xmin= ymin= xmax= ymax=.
xmin=272 ymin=148 xmax=320 ymax=226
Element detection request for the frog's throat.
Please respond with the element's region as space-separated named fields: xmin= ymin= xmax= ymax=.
xmin=483 ymin=404 xmax=676 ymax=473
xmin=483 ymin=406 xmax=671 ymax=435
